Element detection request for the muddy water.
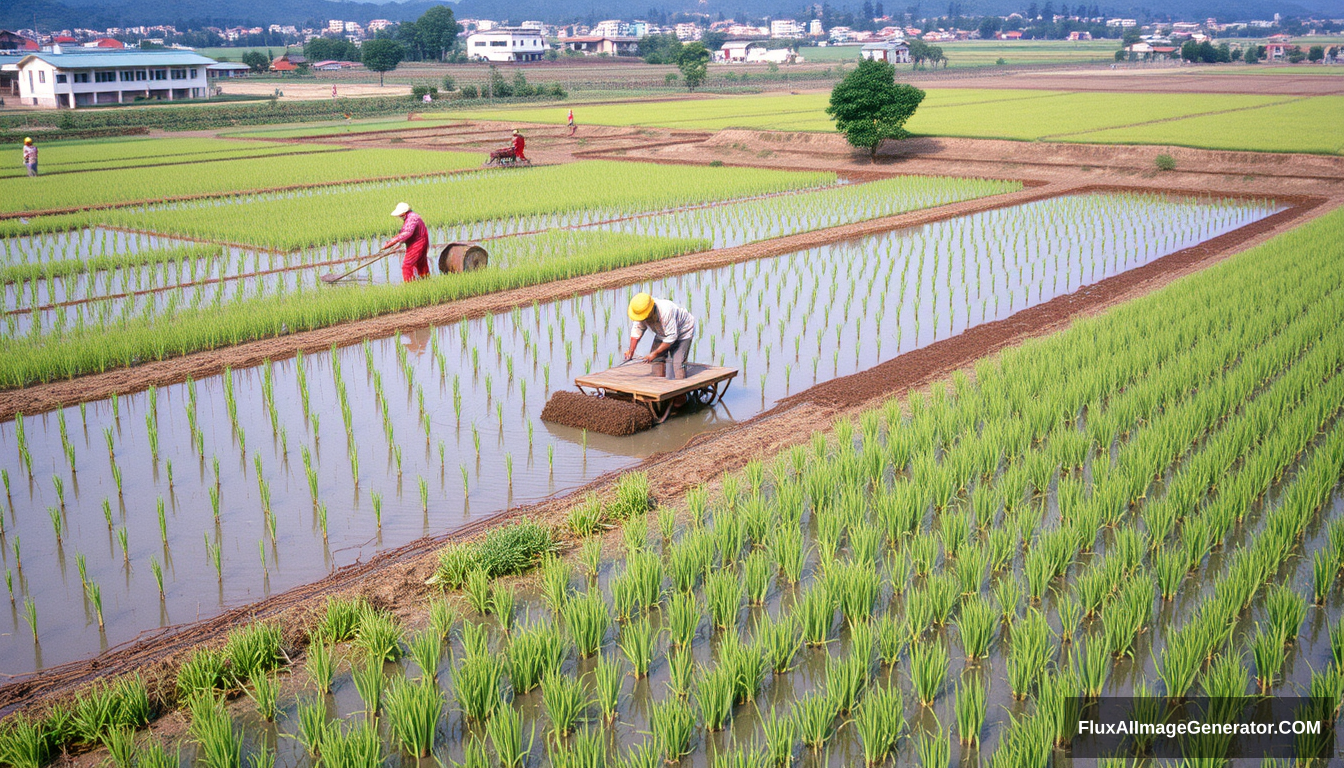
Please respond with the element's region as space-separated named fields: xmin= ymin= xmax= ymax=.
xmin=0 ymin=192 xmax=1280 ymax=674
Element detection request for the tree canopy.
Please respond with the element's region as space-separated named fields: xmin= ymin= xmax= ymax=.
xmin=639 ymin=33 xmax=683 ymax=64
xmin=826 ymin=59 xmax=925 ymax=162
xmin=398 ymin=6 xmax=460 ymax=61
xmin=304 ymin=36 xmax=359 ymax=62
xmin=361 ymin=39 xmax=405 ymax=86
xmin=240 ymin=50 xmax=269 ymax=73
xmin=676 ymin=42 xmax=711 ymax=91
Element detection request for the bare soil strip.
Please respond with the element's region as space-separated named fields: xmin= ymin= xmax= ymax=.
xmin=1 ymin=186 xmax=1329 ymax=715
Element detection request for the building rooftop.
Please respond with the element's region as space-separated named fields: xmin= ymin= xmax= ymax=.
xmin=18 ymin=50 xmax=216 ymax=68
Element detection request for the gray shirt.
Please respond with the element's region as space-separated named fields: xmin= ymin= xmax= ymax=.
xmin=630 ymin=298 xmax=695 ymax=344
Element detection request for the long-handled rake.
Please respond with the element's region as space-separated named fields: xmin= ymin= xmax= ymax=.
xmin=321 ymin=244 xmax=399 ymax=284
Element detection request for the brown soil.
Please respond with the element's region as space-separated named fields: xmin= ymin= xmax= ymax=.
xmin=539 ymin=390 xmax=655 ymax=436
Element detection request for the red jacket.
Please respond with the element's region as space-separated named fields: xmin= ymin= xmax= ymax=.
xmin=512 ymin=134 xmax=525 ymax=156
xmin=387 ymin=211 xmax=429 ymax=261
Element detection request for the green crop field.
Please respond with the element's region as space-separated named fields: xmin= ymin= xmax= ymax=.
xmin=1062 ymin=95 xmax=1344 ymax=154
xmin=456 ymin=89 xmax=1341 ymax=153
xmin=0 ymin=137 xmax=342 ymax=179
xmin=0 ymin=147 xmax=483 ymax=214
xmin=222 ymin=119 xmax=435 ymax=139
xmin=785 ymin=39 xmax=1121 ymax=68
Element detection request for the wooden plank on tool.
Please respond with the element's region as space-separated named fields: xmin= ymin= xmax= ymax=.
xmin=575 ymin=362 xmax=738 ymax=402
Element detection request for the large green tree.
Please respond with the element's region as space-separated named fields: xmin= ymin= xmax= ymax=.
xmin=826 ymin=59 xmax=925 ymax=162
xmin=361 ymin=39 xmax=405 ymax=86
xmin=304 ymin=36 xmax=359 ymax=62
xmin=676 ymin=42 xmax=711 ymax=91
xmin=639 ymin=33 xmax=683 ymax=64
xmin=402 ymin=6 xmax=460 ymax=61
xmin=241 ymin=50 xmax=270 ymax=72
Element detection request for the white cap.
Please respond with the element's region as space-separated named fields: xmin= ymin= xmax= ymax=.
xmin=390 ymin=202 xmax=411 ymax=217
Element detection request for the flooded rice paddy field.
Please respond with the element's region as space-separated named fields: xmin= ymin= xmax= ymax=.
xmin=0 ymin=192 xmax=1282 ymax=675
xmin=0 ymin=176 xmax=1011 ymax=339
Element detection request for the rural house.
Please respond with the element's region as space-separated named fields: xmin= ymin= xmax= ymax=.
xmin=15 ymin=47 xmax=216 ymax=107
xmin=561 ymin=35 xmax=640 ymax=56
xmin=861 ymin=39 xmax=911 ymax=63
xmin=467 ymin=28 xmax=547 ymax=62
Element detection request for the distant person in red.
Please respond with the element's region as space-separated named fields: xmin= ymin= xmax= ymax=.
xmin=385 ymin=202 xmax=430 ymax=282
xmin=511 ymin=129 xmax=526 ymax=161
xmin=567 ymin=109 xmax=576 ymax=136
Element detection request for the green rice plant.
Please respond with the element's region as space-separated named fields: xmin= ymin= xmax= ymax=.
xmin=548 ymin=727 xmax=606 ymax=768
xmin=1252 ymin=624 xmax=1287 ymax=692
xmin=1264 ymin=585 xmax=1307 ymax=644
xmin=71 ymin=676 xmax=152 ymax=745
xmin=103 ymin=726 xmax=136 ymax=768
xmin=666 ymin=648 xmax=695 ymax=700
xmin=993 ymin=574 xmax=1022 ymax=626
xmin=569 ymin=494 xmax=608 ymax=537
xmin=187 ymin=694 xmax=241 ymax=768
xmin=619 ymin=616 xmax=658 ymax=678
xmin=319 ymin=720 xmax=383 ymax=768
xmin=696 ymin=663 xmax=736 ymax=731
xmin=492 ymin=585 xmax=517 ymax=633
xmin=772 ymin=526 xmax=805 ymax=584
xmin=1072 ymin=638 xmax=1111 ymax=698
xmin=293 ymin=696 xmax=327 ymax=756
xmin=721 ymin=631 xmax=768 ymax=704
xmin=245 ymin=672 xmax=277 ymax=722
xmin=460 ymin=620 xmax=489 ymax=658
xmin=541 ymin=554 xmax=573 ymax=611
xmin=854 ymin=686 xmax=904 ymax=764
xmin=316 ymin=595 xmax=366 ymax=642
xmin=830 ymin=560 xmax=881 ymax=626
xmin=305 ymin=637 xmax=333 ymax=694
xmin=506 ymin=618 xmax=567 ymax=693
xmin=668 ymin=590 xmax=701 ymax=649
xmin=351 ymin=655 xmax=384 ymax=714
xmin=580 ymin=538 xmax=602 ymax=578
xmin=1331 ymin=615 xmax=1344 ymax=670
xmin=759 ymin=705 xmax=797 ymax=766
xmin=224 ymin=622 xmax=282 ymax=684
xmin=591 ymin=653 xmax=624 ymax=721
xmin=176 ymin=647 xmax=227 ymax=702
xmin=1157 ymin=631 xmax=1203 ymax=699
xmin=1313 ymin=549 xmax=1336 ymax=604
xmin=463 ymin=569 xmax=493 ymax=615
xmin=1202 ymin=652 xmax=1250 ymax=699
xmin=0 ymin=713 xmax=57 ymax=768
xmin=408 ymin=629 xmax=443 ymax=680
xmin=427 ymin=600 xmax=457 ymax=642
xmin=796 ymin=584 xmax=835 ymax=646
xmin=793 ymin=691 xmax=838 ymax=749
xmin=706 ymin=569 xmax=744 ymax=630
xmin=650 ymin=696 xmax=696 ymax=761
xmin=743 ymin=550 xmax=773 ymax=605
xmin=616 ymin=741 xmax=660 ymax=768
xmin=542 ymin=668 xmax=588 ymax=737
xmin=755 ymin=612 xmax=802 ymax=674
xmin=563 ymin=590 xmax=610 ymax=658
xmin=612 ymin=472 xmax=654 ymax=519
xmin=825 ymin=649 xmax=868 ymax=716
xmin=624 ymin=514 xmax=649 ymax=554
xmin=454 ymin=653 xmax=505 ymax=721
xmin=914 ymin=721 xmax=950 ymax=768
xmin=355 ymin=608 xmax=403 ymax=661
xmin=954 ymin=676 xmax=987 ymax=746
xmin=956 ymin=595 xmax=996 ymax=662
xmin=909 ymin=641 xmax=949 ymax=706
xmin=384 ymin=675 xmax=442 ymax=757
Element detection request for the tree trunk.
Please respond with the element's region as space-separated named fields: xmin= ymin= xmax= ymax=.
xmin=379 ymin=72 xmax=385 ymax=86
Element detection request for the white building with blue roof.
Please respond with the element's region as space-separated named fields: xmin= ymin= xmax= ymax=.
xmin=16 ymin=47 xmax=217 ymax=108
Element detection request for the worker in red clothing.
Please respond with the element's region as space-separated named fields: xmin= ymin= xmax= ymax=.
xmin=511 ymin=129 xmax=526 ymax=162
xmin=385 ymin=202 xmax=430 ymax=282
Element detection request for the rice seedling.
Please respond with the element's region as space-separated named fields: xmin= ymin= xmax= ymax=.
xmin=319 ymin=720 xmax=383 ymax=768
xmin=755 ymin=612 xmax=803 ymax=673
xmin=650 ymin=697 xmax=696 ymax=761
xmin=580 ymin=538 xmax=603 ymax=578
xmin=305 ymin=636 xmax=334 ymax=693
xmin=1252 ymin=624 xmax=1287 ymax=692
xmin=563 ymin=590 xmax=610 ymax=658
xmin=743 ymin=550 xmax=773 ymax=605
xmin=954 ymin=676 xmax=987 ymax=747
xmin=619 ymin=616 xmax=658 ymax=678
xmin=408 ymin=628 xmax=443 ymax=680
xmin=956 ymin=595 xmax=996 ymax=661
xmin=542 ymin=668 xmax=589 ymax=737
xmin=760 ymin=705 xmax=797 ymax=766
xmin=793 ymin=691 xmax=838 ymax=749
xmin=1072 ymin=638 xmax=1111 ymax=699
xmin=706 ymin=569 xmax=744 ymax=630
xmin=506 ymin=618 xmax=567 ymax=692
xmin=1264 ymin=584 xmax=1308 ymax=644
xmin=591 ymin=653 xmax=624 ymax=721
xmin=854 ymin=686 xmax=904 ymax=764
xmin=224 ymin=622 xmax=282 ymax=683
xmin=461 ymin=620 xmax=490 ymax=658
xmin=453 ymin=652 xmax=505 ymax=721
xmin=187 ymin=694 xmax=241 ymax=768
xmin=293 ymin=696 xmax=328 ymax=756
xmin=352 ymin=655 xmax=384 ymax=714
xmin=317 ymin=595 xmax=366 ymax=642
xmin=463 ymin=568 xmax=493 ymax=615
xmin=797 ymin=584 xmax=836 ymax=646
xmin=176 ymin=648 xmax=227 ymax=702
xmin=909 ymin=641 xmax=949 ymax=706
xmin=86 ymin=582 xmax=104 ymax=629
xmin=548 ymin=727 xmax=606 ymax=768
xmin=914 ymin=719 xmax=950 ymax=768
xmin=541 ymin=554 xmax=573 ymax=610
xmin=493 ymin=585 xmax=518 ymax=633
xmin=245 ymin=671 xmax=277 ymax=721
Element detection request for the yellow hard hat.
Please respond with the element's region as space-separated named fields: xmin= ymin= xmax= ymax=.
xmin=23 ymin=137 xmax=32 ymax=145
xmin=628 ymin=292 xmax=654 ymax=321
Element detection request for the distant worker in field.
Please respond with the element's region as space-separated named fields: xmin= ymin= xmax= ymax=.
xmin=511 ymin=129 xmax=526 ymax=162
xmin=567 ymin=109 xmax=576 ymax=136
xmin=331 ymin=84 xmax=338 ymax=99
xmin=625 ymin=293 xmax=695 ymax=387
xmin=384 ymin=202 xmax=430 ymax=282
xmin=22 ymin=137 xmax=37 ymax=177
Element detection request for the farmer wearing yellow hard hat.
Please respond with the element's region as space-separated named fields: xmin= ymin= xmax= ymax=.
xmin=22 ymin=137 xmax=37 ymax=177
xmin=625 ymin=292 xmax=695 ymax=382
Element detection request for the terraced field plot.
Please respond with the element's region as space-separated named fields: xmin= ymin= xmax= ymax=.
xmin=0 ymin=138 xmax=345 ymax=179
xmin=0 ymin=191 xmax=1281 ymax=675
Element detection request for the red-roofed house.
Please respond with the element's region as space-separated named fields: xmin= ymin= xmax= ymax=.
xmin=996 ymin=30 xmax=1023 ymax=39
xmin=270 ymin=54 xmax=300 ymax=71
xmin=53 ymin=35 xmax=77 ymax=44
xmin=91 ymin=38 xmax=124 ymax=48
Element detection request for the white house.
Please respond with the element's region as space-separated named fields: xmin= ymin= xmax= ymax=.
xmin=16 ymin=48 xmax=215 ymax=108
xmin=466 ymin=27 xmax=546 ymax=62
xmin=206 ymin=61 xmax=251 ymax=78
xmin=770 ymin=19 xmax=803 ymax=38
xmin=861 ymin=39 xmax=910 ymax=62
xmin=718 ymin=40 xmax=762 ymax=62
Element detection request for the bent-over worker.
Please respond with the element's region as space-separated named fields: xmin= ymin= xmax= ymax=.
xmin=385 ymin=202 xmax=430 ymax=282
xmin=511 ymin=129 xmax=526 ymax=161
xmin=625 ymin=292 xmax=695 ymax=383
xmin=22 ymin=137 xmax=37 ymax=177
